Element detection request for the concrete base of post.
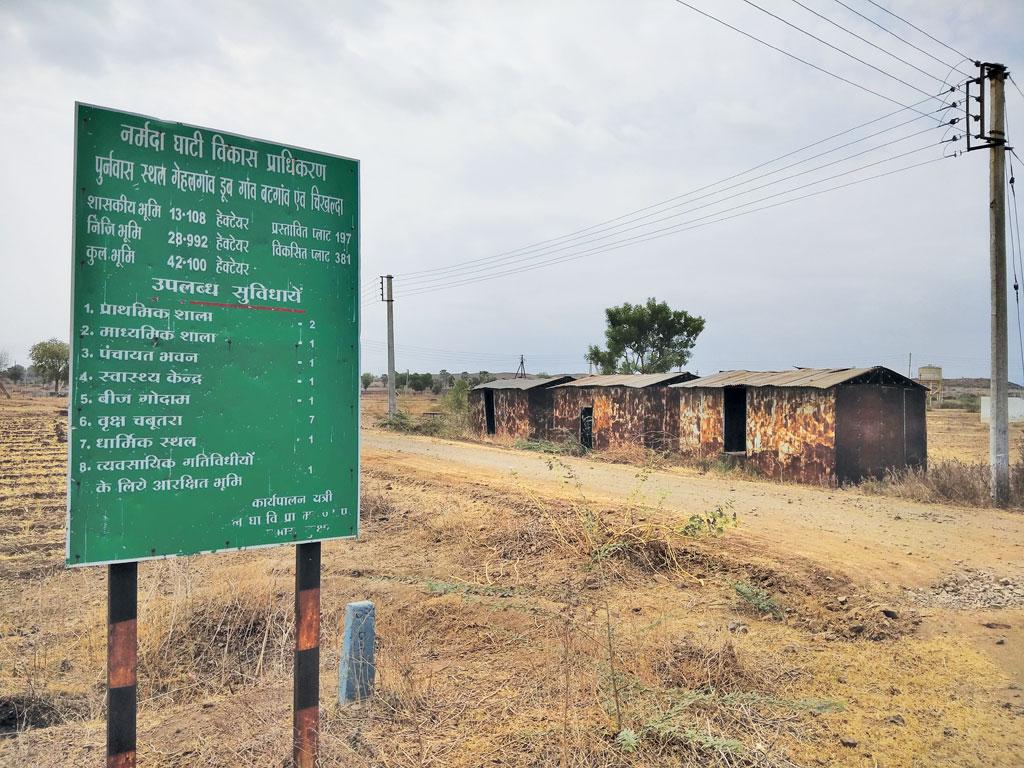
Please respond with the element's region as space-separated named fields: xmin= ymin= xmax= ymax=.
xmin=338 ymin=601 xmax=375 ymax=704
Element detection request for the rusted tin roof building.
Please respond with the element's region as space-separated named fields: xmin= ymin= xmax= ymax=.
xmin=673 ymin=367 xmax=927 ymax=484
xmin=470 ymin=376 xmax=575 ymax=440
xmin=550 ymin=373 xmax=696 ymax=450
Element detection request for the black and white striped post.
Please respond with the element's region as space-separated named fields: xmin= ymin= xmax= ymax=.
xmin=107 ymin=561 xmax=137 ymax=768
xmin=293 ymin=542 xmax=321 ymax=767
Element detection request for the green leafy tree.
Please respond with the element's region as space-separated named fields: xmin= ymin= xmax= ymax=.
xmin=361 ymin=372 xmax=374 ymax=391
xmin=585 ymin=298 xmax=704 ymax=374
xmin=5 ymin=364 xmax=26 ymax=384
xmin=29 ymin=339 xmax=70 ymax=393
xmin=409 ymin=372 xmax=433 ymax=392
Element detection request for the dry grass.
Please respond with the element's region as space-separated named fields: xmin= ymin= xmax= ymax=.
xmin=859 ymin=452 xmax=1024 ymax=508
xmin=2 ymin=396 xmax=1023 ymax=766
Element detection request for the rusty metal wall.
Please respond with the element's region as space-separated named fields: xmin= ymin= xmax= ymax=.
xmin=469 ymin=391 xmax=486 ymax=434
xmin=679 ymin=387 xmax=837 ymax=483
xmin=678 ymin=389 xmax=725 ymax=456
xmin=746 ymin=387 xmax=836 ymax=483
xmin=835 ymin=385 xmax=927 ymax=483
xmin=552 ymin=387 xmax=678 ymax=449
xmin=527 ymin=388 xmax=558 ymax=439
xmin=493 ymin=390 xmax=530 ymax=439
xmin=470 ymin=388 xmax=561 ymax=440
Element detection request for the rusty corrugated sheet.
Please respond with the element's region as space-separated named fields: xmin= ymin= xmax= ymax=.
xmin=551 ymin=387 xmax=679 ymax=449
xmin=555 ymin=372 xmax=695 ymax=389
xmin=678 ymin=389 xmax=724 ymax=457
xmin=678 ymin=387 xmax=835 ymax=482
xmin=469 ymin=389 xmax=532 ymax=439
xmin=674 ymin=366 xmax=925 ymax=390
xmin=746 ymin=387 xmax=836 ymax=483
xmin=469 ymin=391 xmax=485 ymax=434
xmin=472 ymin=375 xmax=574 ymax=391
xmin=835 ymin=386 xmax=927 ymax=482
xmin=493 ymin=389 xmax=531 ymax=439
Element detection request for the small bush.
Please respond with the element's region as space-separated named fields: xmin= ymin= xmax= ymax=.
xmin=376 ymin=410 xmax=414 ymax=432
xmin=732 ymin=582 xmax=784 ymax=619
xmin=514 ymin=437 xmax=586 ymax=456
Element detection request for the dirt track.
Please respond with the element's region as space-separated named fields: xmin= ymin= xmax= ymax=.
xmin=363 ymin=430 xmax=1024 ymax=683
xmin=363 ymin=431 xmax=1024 ymax=587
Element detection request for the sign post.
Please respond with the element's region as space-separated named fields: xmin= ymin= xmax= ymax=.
xmin=68 ymin=104 xmax=359 ymax=765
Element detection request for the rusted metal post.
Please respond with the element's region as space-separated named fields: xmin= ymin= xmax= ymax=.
xmin=107 ymin=561 xmax=137 ymax=768
xmin=293 ymin=542 xmax=321 ymax=768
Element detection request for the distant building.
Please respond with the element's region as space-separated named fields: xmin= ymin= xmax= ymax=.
xmin=550 ymin=373 xmax=696 ymax=450
xmin=673 ymin=367 xmax=926 ymax=484
xmin=917 ymin=365 xmax=942 ymax=407
xmin=470 ymin=376 xmax=574 ymax=440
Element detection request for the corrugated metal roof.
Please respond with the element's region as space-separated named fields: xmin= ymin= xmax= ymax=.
xmin=472 ymin=375 xmax=574 ymax=391
xmin=673 ymin=367 xmax=925 ymax=390
xmin=554 ymin=372 xmax=694 ymax=389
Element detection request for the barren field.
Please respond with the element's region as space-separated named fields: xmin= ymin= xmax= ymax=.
xmin=1 ymin=395 xmax=1023 ymax=767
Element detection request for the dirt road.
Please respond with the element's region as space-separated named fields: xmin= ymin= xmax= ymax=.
xmin=363 ymin=430 xmax=1024 ymax=687
xmin=363 ymin=431 xmax=1024 ymax=589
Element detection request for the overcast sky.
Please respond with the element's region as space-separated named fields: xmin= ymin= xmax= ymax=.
xmin=2 ymin=0 xmax=1022 ymax=378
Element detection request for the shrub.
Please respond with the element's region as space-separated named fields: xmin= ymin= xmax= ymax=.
xmin=732 ymin=582 xmax=784 ymax=619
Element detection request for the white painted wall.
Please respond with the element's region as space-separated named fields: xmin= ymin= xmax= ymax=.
xmin=980 ymin=396 xmax=1024 ymax=423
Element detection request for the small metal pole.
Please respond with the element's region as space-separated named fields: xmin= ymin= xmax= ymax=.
xmin=293 ymin=542 xmax=321 ymax=768
xmin=338 ymin=601 xmax=376 ymax=704
xmin=107 ymin=561 xmax=137 ymax=768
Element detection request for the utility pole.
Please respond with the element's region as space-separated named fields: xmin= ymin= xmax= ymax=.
xmin=907 ymin=352 xmax=912 ymax=379
xmin=988 ymin=64 xmax=1009 ymax=504
xmin=515 ymin=355 xmax=526 ymax=378
xmin=381 ymin=275 xmax=396 ymax=417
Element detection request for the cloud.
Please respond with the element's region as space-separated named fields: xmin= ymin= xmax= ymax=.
xmin=0 ymin=0 xmax=1021 ymax=378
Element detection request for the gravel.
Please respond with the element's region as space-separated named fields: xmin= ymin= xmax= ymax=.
xmin=903 ymin=567 xmax=1024 ymax=609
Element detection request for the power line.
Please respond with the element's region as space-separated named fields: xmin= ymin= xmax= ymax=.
xmin=788 ymin=0 xmax=951 ymax=86
xmin=400 ymin=109 xmax=956 ymax=288
xmin=1006 ymin=111 xmax=1024 ymax=386
xmin=1011 ymin=75 xmax=1024 ymax=103
xmin=398 ymin=95 xmax=950 ymax=284
xmin=399 ymin=149 xmax=952 ymax=297
xmin=740 ymin=0 xmax=940 ymax=99
xmin=830 ymin=0 xmax=972 ymax=78
xmin=399 ymin=123 xmax=952 ymax=291
xmin=672 ymin=0 xmax=948 ymax=116
xmin=862 ymin=0 xmax=974 ymax=64
xmin=362 ymin=339 xmax=572 ymax=360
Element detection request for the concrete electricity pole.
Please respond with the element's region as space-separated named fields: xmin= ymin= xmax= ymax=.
xmin=987 ymin=64 xmax=1009 ymax=504
xmin=381 ymin=275 xmax=397 ymax=417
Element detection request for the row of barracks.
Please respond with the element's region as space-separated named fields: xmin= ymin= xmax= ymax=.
xmin=469 ymin=367 xmax=927 ymax=485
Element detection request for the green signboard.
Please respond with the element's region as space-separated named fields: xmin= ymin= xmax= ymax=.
xmin=67 ymin=104 xmax=359 ymax=566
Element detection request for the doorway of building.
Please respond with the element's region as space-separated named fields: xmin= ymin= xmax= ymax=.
xmin=723 ymin=386 xmax=746 ymax=453
xmin=484 ymin=390 xmax=496 ymax=435
xmin=580 ymin=406 xmax=594 ymax=450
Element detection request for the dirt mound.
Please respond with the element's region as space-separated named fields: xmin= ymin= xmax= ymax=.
xmin=0 ymin=693 xmax=89 ymax=736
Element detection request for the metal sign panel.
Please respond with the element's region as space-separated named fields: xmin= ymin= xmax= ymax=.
xmin=67 ymin=104 xmax=359 ymax=566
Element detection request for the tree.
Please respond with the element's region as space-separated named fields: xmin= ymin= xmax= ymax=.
xmin=408 ymin=372 xmax=432 ymax=392
xmin=0 ymin=350 xmax=9 ymax=370
xmin=361 ymin=372 xmax=374 ymax=391
xmin=585 ymin=298 xmax=704 ymax=374
xmin=29 ymin=339 xmax=70 ymax=393
xmin=5 ymin=364 xmax=26 ymax=384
